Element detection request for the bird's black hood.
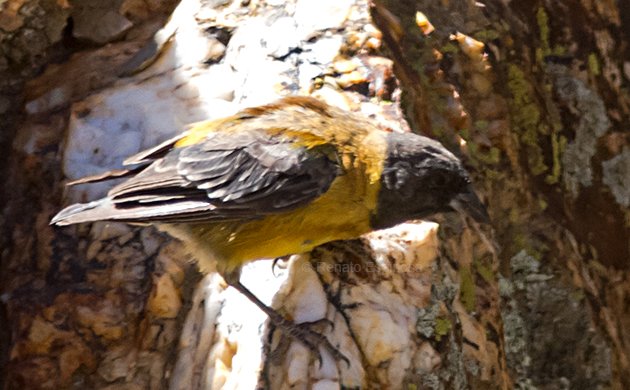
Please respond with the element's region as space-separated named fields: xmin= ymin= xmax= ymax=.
xmin=371 ymin=132 xmax=489 ymax=229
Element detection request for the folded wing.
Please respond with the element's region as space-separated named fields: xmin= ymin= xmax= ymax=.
xmin=51 ymin=129 xmax=339 ymax=225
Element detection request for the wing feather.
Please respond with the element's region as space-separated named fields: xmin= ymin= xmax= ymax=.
xmin=53 ymin=128 xmax=339 ymax=225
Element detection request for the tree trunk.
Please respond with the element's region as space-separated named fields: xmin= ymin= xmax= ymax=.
xmin=1 ymin=0 xmax=627 ymax=389
xmin=370 ymin=1 xmax=628 ymax=387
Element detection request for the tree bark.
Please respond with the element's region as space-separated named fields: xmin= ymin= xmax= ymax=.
xmin=371 ymin=0 xmax=629 ymax=387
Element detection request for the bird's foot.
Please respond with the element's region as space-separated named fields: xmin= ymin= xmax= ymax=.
xmin=268 ymin=317 xmax=348 ymax=367
xmin=221 ymin=269 xmax=350 ymax=367
xmin=220 ymin=268 xmax=349 ymax=367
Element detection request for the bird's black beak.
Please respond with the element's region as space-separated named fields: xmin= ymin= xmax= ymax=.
xmin=449 ymin=186 xmax=490 ymax=224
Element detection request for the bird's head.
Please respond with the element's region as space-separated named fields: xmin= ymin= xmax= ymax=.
xmin=371 ymin=132 xmax=490 ymax=229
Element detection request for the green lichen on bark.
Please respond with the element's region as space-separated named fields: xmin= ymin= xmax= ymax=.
xmin=434 ymin=317 xmax=452 ymax=341
xmin=506 ymin=64 xmax=548 ymax=176
xmin=535 ymin=7 xmax=550 ymax=63
xmin=501 ymin=6 xmax=565 ymax=186
xmin=535 ymin=7 xmax=567 ymax=61
xmin=459 ymin=266 xmax=476 ymax=312
xmin=587 ymin=53 xmax=601 ymax=76
xmin=473 ymin=28 xmax=499 ymax=42
xmin=545 ymin=132 xmax=566 ymax=184
xmin=468 ymin=143 xmax=501 ymax=166
xmin=474 ymin=258 xmax=495 ymax=283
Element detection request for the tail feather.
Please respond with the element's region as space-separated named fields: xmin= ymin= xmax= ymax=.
xmin=51 ymin=197 xmax=219 ymax=226
xmin=50 ymin=199 xmax=121 ymax=226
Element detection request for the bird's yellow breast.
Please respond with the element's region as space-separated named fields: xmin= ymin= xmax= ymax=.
xmin=163 ymin=130 xmax=387 ymax=274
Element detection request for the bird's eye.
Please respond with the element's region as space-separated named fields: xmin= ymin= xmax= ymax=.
xmin=428 ymin=172 xmax=449 ymax=188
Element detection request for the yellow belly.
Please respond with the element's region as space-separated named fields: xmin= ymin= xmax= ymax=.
xmin=162 ymin=166 xmax=380 ymax=273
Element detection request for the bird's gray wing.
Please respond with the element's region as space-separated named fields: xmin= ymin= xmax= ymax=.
xmin=52 ymin=130 xmax=339 ymax=225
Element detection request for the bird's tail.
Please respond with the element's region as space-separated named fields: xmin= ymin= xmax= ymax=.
xmin=50 ymin=198 xmax=120 ymax=226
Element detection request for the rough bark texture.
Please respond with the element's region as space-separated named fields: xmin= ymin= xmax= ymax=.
xmin=370 ymin=0 xmax=629 ymax=388
xmin=1 ymin=0 xmax=628 ymax=389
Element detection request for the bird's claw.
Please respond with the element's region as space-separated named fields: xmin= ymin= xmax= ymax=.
xmin=289 ymin=320 xmax=349 ymax=367
xmin=221 ymin=275 xmax=350 ymax=367
xmin=270 ymin=318 xmax=349 ymax=367
xmin=271 ymin=256 xmax=290 ymax=277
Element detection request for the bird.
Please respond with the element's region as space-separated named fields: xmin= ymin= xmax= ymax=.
xmin=51 ymin=96 xmax=489 ymax=363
